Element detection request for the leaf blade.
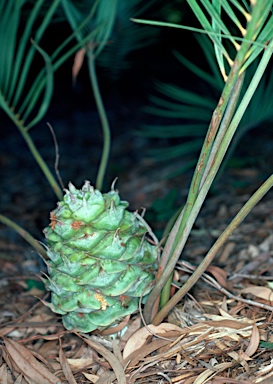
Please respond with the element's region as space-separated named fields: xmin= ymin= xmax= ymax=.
xmin=3 ymin=337 xmax=60 ymax=384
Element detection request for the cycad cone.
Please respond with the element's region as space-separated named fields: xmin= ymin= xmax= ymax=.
xmin=43 ymin=181 xmax=158 ymax=332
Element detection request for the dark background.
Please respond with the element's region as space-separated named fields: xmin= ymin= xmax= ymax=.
xmin=1 ymin=0 xmax=272 ymax=246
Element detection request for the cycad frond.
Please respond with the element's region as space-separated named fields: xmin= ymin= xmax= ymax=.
xmin=97 ymin=0 xmax=158 ymax=78
xmin=140 ymin=32 xmax=273 ymax=174
xmin=0 ymin=0 xmax=102 ymax=198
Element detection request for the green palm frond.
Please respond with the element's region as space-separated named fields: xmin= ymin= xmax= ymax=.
xmin=187 ymin=0 xmax=273 ymax=78
xmin=133 ymin=1 xmax=272 ymax=79
xmin=62 ymin=0 xmax=120 ymax=190
xmin=62 ymin=0 xmax=158 ymax=79
xmin=134 ymin=1 xmax=273 ymax=180
xmin=0 ymin=0 xmax=106 ymax=198
xmin=62 ymin=0 xmax=117 ymax=56
xmin=0 ymin=0 xmax=103 ymax=129
xmin=62 ymin=0 xmax=159 ymax=189
xmin=139 ymin=30 xmax=273 ymax=177
xmin=142 ymin=1 xmax=273 ymax=324
xmin=0 ymin=0 xmax=63 ymax=197
xmin=97 ymin=0 xmax=158 ymax=78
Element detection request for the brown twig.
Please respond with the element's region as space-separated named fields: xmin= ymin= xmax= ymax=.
xmin=176 ymin=261 xmax=273 ymax=312
xmin=47 ymin=122 xmax=64 ymax=190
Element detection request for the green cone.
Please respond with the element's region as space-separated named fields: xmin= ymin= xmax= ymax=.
xmin=43 ymin=181 xmax=158 ymax=332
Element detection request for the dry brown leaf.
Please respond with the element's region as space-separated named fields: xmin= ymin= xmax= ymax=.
xmin=14 ymin=373 xmax=23 ymax=383
xmin=79 ymin=334 xmax=126 ymax=384
xmin=66 ymin=358 xmax=94 ymax=370
xmin=0 ymin=326 xmax=16 ymax=337
xmin=40 ymin=333 xmax=65 ymax=341
xmin=218 ymin=241 xmax=236 ymax=263
xmin=72 ymin=48 xmax=85 ymax=85
xmin=82 ymin=372 xmax=99 ymax=383
xmin=211 ymin=377 xmax=253 ymax=383
xmin=207 ymin=265 xmax=228 ymax=288
xmin=112 ymin=339 xmax=123 ymax=366
xmin=172 ymin=371 xmax=197 ymax=382
xmin=204 ymin=319 xmax=253 ymax=329
xmin=3 ymin=337 xmax=59 ymax=384
xmin=241 ymin=286 xmax=273 ymax=301
xmin=59 ymin=339 xmax=77 ymax=384
xmin=204 ymin=313 xmax=259 ymax=324
xmin=120 ymin=317 xmax=141 ymax=344
xmin=195 ymin=361 xmax=234 ymax=384
xmin=257 ymin=378 xmax=273 ymax=384
xmin=244 ymin=323 xmax=260 ymax=357
xmin=124 ymin=338 xmax=169 ymax=368
xmin=99 ymin=315 xmax=130 ymax=336
xmin=193 ymin=368 xmax=216 ymax=384
xmin=23 ymin=314 xmax=55 ymax=335
xmin=217 ymin=308 xmax=235 ymax=319
xmin=38 ymin=340 xmax=59 ymax=359
xmin=123 ymin=323 xmax=183 ymax=359
xmin=0 ymin=363 xmax=8 ymax=384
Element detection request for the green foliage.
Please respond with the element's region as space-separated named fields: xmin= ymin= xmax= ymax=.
xmin=26 ymin=279 xmax=45 ymax=291
xmin=0 ymin=0 xmax=100 ymax=199
xmin=2 ymin=0 xmax=273 ymax=335
xmin=149 ymin=189 xmax=178 ymax=222
xmin=0 ymin=0 xmax=163 ymax=261
xmin=97 ymin=0 xmax=159 ymax=78
xmin=0 ymin=0 xmax=160 ymax=197
xmin=62 ymin=0 xmax=159 ymax=189
xmin=140 ymin=34 xmax=273 ymax=176
xmin=259 ymin=341 xmax=273 ymax=349
xmin=0 ymin=0 xmax=57 ymax=128
xmin=62 ymin=0 xmax=158 ymax=79
xmin=140 ymin=0 xmax=273 ymax=324
xmin=159 ymin=0 xmax=186 ymax=24
xmin=145 ymin=189 xmax=179 ymax=238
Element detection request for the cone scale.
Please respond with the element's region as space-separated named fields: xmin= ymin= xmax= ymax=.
xmin=43 ymin=181 xmax=158 ymax=333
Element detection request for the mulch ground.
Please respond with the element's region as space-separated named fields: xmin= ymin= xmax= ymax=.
xmin=1 ymin=101 xmax=273 ymax=383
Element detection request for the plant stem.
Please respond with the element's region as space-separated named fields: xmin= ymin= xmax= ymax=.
xmin=0 ymin=92 xmax=63 ymax=200
xmin=87 ymin=43 xmax=111 ymax=191
xmin=144 ymin=2 xmax=273 ymax=324
xmin=159 ymin=73 xmax=245 ymax=310
xmin=154 ymin=34 xmax=273 ymax=322
xmin=0 ymin=214 xmax=47 ymax=259
xmin=20 ymin=124 xmax=63 ymax=200
xmin=144 ymin=72 xmax=243 ymax=322
xmin=152 ymin=173 xmax=273 ymax=325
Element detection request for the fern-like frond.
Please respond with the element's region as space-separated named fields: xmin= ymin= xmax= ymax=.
xmin=97 ymin=0 xmax=159 ymax=78
xmin=63 ymin=0 xmax=159 ymax=78
xmin=140 ymin=32 xmax=273 ymax=173
xmin=134 ymin=1 xmax=273 ymax=80
xmin=0 ymin=0 xmax=104 ymax=198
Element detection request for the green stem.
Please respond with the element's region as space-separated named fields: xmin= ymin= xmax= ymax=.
xmin=144 ymin=2 xmax=273 ymax=324
xmin=0 ymin=91 xmax=63 ymax=200
xmin=200 ymin=73 xmax=245 ymax=187
xmin=152 ymin=173 xmax=273 ymax=325
xmin=144 ymin=73 xmax=243 ymax=322
xmin=0 ymin=214 xmax=47 ymax=259
xmin=151 ymin=35 xmax=273 ymax=323
xmin=86 ymin=44 xmax=111 ymax=191
xmin=20 ymin=124 xmax=63 ymax=200
xmin=165 ymin=0 xmax=269 ymax=263
xmin=159 ymin=73 xmax=244 ymax=310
